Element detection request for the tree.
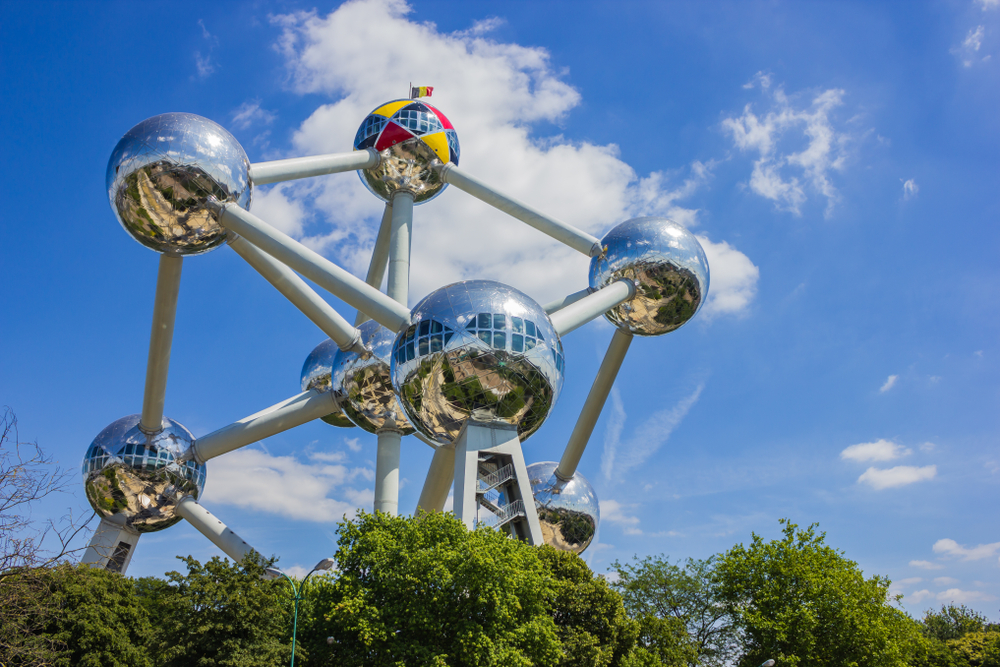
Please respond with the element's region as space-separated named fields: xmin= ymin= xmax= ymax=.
xmin=136 ymin=554 xmax=294 ymax=667
xmin=910 ymin=606 xmax=1000 ymax=667
xmin=611 ymin=555 xmax=734 ymax=666
xmin=920 ymin=606 xmax=993 ymax=642
xmin=713 ymin=519 xmax=918 ymax=667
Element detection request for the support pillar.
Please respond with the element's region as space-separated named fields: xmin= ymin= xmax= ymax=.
xmin=416 ymin=445 xmax=455 ymax=514
xmin=82 ymin=518 xmax=141 ymax=574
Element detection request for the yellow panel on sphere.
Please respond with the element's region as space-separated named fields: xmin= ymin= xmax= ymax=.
xmin=371 ymin=100 xmax=411 ymax=118
xmin=421 ymin=131 xmax=450 ymax=163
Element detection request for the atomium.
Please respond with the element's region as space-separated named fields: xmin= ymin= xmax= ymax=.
xmin=106 ymin=113 xmax=252 ymax=256
xmin=526 ymin=461 xmax=600 ymax=554
xmin=590 ymin=216 xmax=710 ymax=336
xmin=82 ymin=414 xmax=205 ymax=533
xmin=353 ymin=99 xmax=459 ymax=204
xmin=301 ymin=339 xmax=356 ymax=428
xmin=391 ymin=280 xmax=565 ymax=445
xmin=331 ymin=320 xmax=414 ymax=434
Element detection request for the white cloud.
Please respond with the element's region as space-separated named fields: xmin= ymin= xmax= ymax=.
xmin=979 ymin=0 xmax=999 ymax=9
xmin=933 ymin=538 xmax=1000 ymax=560
xmin=902 ymin=179 xmax=919 ymax=200
xmin=600 ymin=386 xmax=626 ymax=481
xmin=880 ymin=375 xmax=899 ymax=392
xmin=251 ymin=184 xmax=309 ymax=237
xmin=841 ymin=439 xmax=911 ymax=462
xmin=200 ymin=449 xmax=372 ymax=522
xmin=857 ymin=464 xmax=936 ymax=489
xmin=600 ymin=499 xmax=641 ymax=534
xmin=966 ymin=25 xmax=985 ymax=52
xmin=603 ymin=382 xmax=705 ymax=481
xmin=936 ymin=588 xmax=996 ymax=603
xmin=934 ymin=577 xmax=960 ymax=586
xmin=263 ymin=0 xmax=758 ymax=313
xmin=232 ymin=99 xmax=277 ymax=130
xmin=194 ymin=19 xmax=218 ymax=79
xmin=954 ymin=25 xmax=989 ymax=67
xmin=909 ymin=589 xmax=935 ymax=603
xmin=910 ymin=560 xmax=945 ymax=570
xmin=723 ymin=84 xmax=852 ymax=218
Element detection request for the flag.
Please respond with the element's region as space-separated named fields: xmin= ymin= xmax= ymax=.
xmin=410 ymin=86 xmax=433 ymax=99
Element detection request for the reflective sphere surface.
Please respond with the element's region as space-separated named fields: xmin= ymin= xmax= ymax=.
xmin=527 ymin=461 xmax=600 ymax=555
xmin=331 ymin=321 xmax=414 ymax=434
xmin=300 ymin=339 xmax=356 ymax=428
xmin=82 ymin=414 xmax=206 ymax=533
xmin=391 ymin=281 xmax=564 ymax=445
xmin=353 ymin=99 xmax=459 ymax=204
xmin=589 ymin=217 xmax=710 ymax=336
xmin=107 ymin=113 xmax=252 ymax=256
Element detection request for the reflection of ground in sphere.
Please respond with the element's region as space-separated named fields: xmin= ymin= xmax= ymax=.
xmin=300 ymin=340 xmax=355 ymax=428
xmin=390 ymin=281 xmax=565 ymax=445
xmin=331 ymin=321 xmax=414 ymax=435
xmin=106 ymin=113 xmax=252 ymax=256
xmin=353 ymin=99 xmax=459 ymax=204
xmin=527 ymin=461 xmax=600 ymax=555
xmin=82 ymin=415 xmax=205 ymax=533
xmin=589 ymin=217 xmax=710 ymax=336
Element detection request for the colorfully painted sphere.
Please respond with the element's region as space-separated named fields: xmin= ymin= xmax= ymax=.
xmin=300 ymin=339 xmax=356 ymax=428
xmin=106 ymin=113 xmax=252 ymax=256
xmin=589 ymin=217 xmax=710 ymax=336
xmin=527 ymin=461 xmax=600 ymax=555
xmin=353 ymin=99 xmax=459 ymax=204
xmin=391 ymin=281 xmax=564 ymax=445
xmin=330 ymin=321 xmax=414 ymax=435
xmin=82 ymin=415 xmax=206 ymax=533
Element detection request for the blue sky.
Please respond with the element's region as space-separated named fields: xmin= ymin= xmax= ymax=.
xmin=2 ymin=0 xmax=998 ymax=617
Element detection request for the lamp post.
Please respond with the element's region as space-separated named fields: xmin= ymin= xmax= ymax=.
xmin=265 ymin=558 xmax=335 ymax=667
xmin=760 ymin=660 xmax=775 ymax=667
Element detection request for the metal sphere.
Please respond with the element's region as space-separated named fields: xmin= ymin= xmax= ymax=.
xmin=106 ymin=113 xmax=252 ymax=256
xmin=331 ymin=321 xmax=414 ymax=435
xmin=589 ymin=216 xmax=710 ymax=336
xmin=81 ymin=414 xmax=206 ymax=533
xmin=300 ymin=339 xmax=356 ymax=428
xmin=391 ymin=280 xmax=565 ymax=445
xmin=527 ymin=461 xmax=600 ymax=555
xmin=353 ymin=99 xmax=459 ymax=204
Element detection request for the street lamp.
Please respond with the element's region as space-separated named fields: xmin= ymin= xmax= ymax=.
xmin=265 ymin=558 xmax=335 ymax=667
xmin=760 ymin=660 xmax=775 ymax=667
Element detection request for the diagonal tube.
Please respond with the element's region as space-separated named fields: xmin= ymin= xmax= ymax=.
xmin=176 ymin=496 xmax=258 ymax=563
xmin=556 ymin=327 xmax=633 ymax=480
xmin=416 ymin=445 xmax=455 ymax=514
xmin=217 ymin=204 xmax=411 ymax=333
xmin=355 ymin=203 xmax=394 ymax=326
xmin=549 ymin=279 xmax=635 ymax=337
xmin=543 ymin=287 xmax=593 ymax=315
xmin=438 ymin=163 xmax=603 ymax=257
xmin=140 ymin=255 xmax=183 ymax=433
xmin=250 ymin=149 xmax=379 ymax=186
xmin=187 ymin=389 xmax=338 ymax=463
xmin=229 ymin=236 xmax=364 ymax=353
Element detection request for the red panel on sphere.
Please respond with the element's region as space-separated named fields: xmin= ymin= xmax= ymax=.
xmin=375 ymin=122 xmax=415 ymax=151
xmin=425 ymin=103 xmax=453 ymax=130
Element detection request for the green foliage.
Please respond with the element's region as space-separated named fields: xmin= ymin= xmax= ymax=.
xmin=921 ymin=606 xmax=994 ymax=642
xmin=713 ymin=519 xmax=918 ymax=667
xmin=310 ymin=510 xmax=562 ymax=667
xmin=947 ymin=631 xmax=1000 ymax=667
xmin=611 ymin=555 xmax=732 ymax=666
xmin=136 ymin=553 xmax=294 ymax=667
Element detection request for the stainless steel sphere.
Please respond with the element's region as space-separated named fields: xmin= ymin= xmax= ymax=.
xmin=301 ymin=339 xmax=356 ymax=428
xmin=391 ymin=280 xmax=564 ymax=445
xmin=106 ymin=113 xmax=252 ymax=256
xmin=331 ymin=321 xmax=414 ymax=434
xmin=353 ymin=99 xmax=459 ymax=204
xmin=81 ymin=414 xmax=206 ymax=533
xmin=527 ymin=461 xmax=600 ymax=555
xmin=589 ymin=216 xmax=710 ymax=336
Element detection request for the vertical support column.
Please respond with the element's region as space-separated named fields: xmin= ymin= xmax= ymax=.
xmin=373 ymin=431 xmax=401 ymax=515
xmin=416 ymin=445 xmax=455 ymax=514
xmin=557 ymin=327 xmax=632 ymax=479
xmin=141 ymin=255 xmax=183 ymax=433
xmin=82 ymin=518 xmax=141 ymax=574
xmin=373 ymin=190 xmax=414 ymax=516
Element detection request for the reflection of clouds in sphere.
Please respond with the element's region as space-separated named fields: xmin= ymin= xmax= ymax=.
xmin=106 ymin=113 xmax=252 ymax=256
xmin=82 ymin=415 xmax=205 ymax=533
xmin=391 ymin=280 xmax=565 ymax=445
xmin=527 ymin=461 xmax=600 ymax=555
xmin=300 ymin=339 xmax=355 ymax=428
xmin=590 ymin=217 xmax=710 ymax=336
xmin=331 ymin=321 xmax=414 ymax=435
xmin=353 ymin=99 xmax=459 ymax=204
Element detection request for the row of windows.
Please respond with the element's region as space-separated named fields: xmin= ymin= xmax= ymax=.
xmin=464 ymin=313 xmax=545 ymax=340
xmin=393 ymin=109 xmax=443 ymax=135
xmin=446 ymin=130 xmax=460 ymax=159
xmin=354 ymin=115 xmax=387 ymax=146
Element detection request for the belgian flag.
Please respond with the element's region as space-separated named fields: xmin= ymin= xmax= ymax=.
xmin=410 ymin=86 xmax=434 ymax=99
